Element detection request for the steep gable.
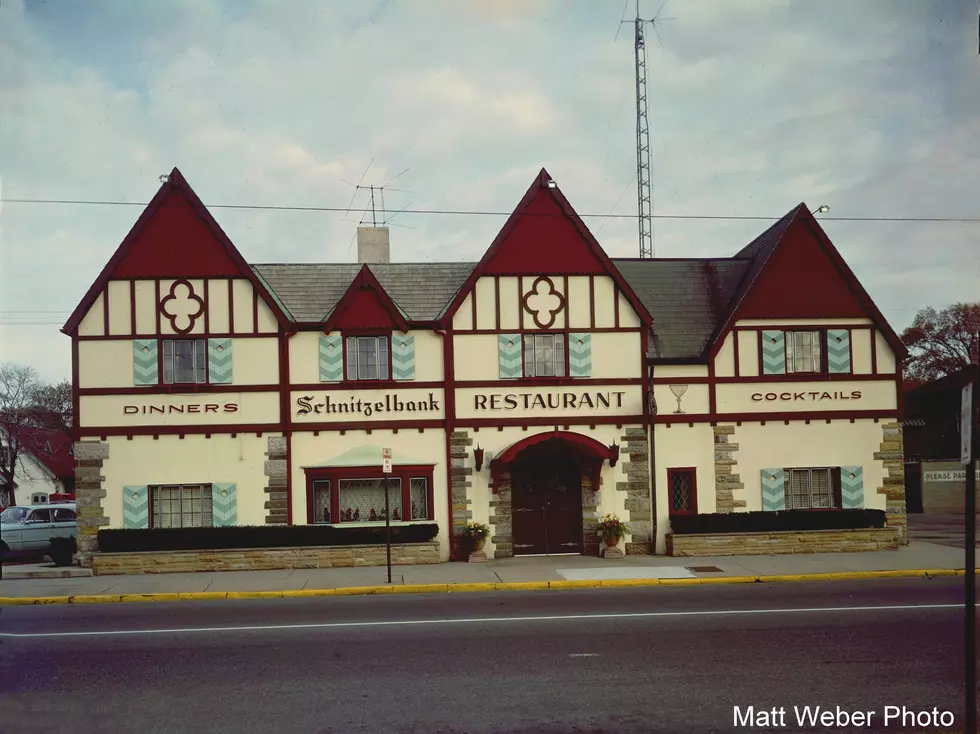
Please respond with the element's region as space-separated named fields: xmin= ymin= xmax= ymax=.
xmin=62 ymin=168 xmax=288 ymax=334
xmin=323 ymin=265 xmax=410 ymax=332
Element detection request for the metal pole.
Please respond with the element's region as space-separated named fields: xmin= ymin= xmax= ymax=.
xmin=967 ymin=357 xmax=978 ymax=734
xmin=384 ymin=473 xmax=392 ymax=584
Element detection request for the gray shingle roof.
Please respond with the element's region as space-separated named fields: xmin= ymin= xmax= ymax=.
xmin=612 ymin=258 xmax=751 ymax=359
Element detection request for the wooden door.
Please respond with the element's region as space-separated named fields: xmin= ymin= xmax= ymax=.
xmin=511 ymin=443 xmax=583 ymax=555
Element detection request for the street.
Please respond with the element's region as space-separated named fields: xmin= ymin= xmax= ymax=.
xmin=0 ymin=578 xmax=972 ymax=733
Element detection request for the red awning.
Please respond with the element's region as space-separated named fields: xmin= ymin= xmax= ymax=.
xmin=490 ymin=430 xmax=614 ymax=470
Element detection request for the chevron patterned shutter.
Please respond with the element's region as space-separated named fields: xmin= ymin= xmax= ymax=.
xmin=123 ymin=485 xmax=149 ymax=529
xmin=761 ymin=468 xmax=786 ymax=511
xmin=839 ymin=466 xmax=864 ymax=509
xmin=391 ymin=334 xmax=416 ymax=381
xmin=498 ymin=334 xmax=522 ymax=379
xmin=568 ymin=333 xmax=592 ymax=378
xmin=212 ymin=483 xmax=238 ymax=526
xmin=319 ymin=335 xmax=343 ymax=382
xmin=826 ymin=329 xmax=852 ymax=374
xmin=133 ymin=340 xmax=158 ymax=386
xmin=208 ymin=338 xmax=233 ymax=384
xmin=761 ymin=331 xmax=786 ymax=375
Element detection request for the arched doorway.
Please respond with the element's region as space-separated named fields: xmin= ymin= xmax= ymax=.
xmin=510 ymin=440 xmax=587 ymax=556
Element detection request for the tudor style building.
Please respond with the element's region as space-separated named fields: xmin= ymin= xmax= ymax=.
xmin=64 ymin=167 xmax=907 ymax=568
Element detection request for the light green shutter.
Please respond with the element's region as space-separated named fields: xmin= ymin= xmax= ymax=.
xmin=391 ymin=334 xmax=416 ymax=381
xmin=761 ymin=331 xmax=786 ymax=375
xmin=498 ymin=334 xmax=522 ymax=379
xmin=840 ymin=466 xmax=864 ymax=509
xmin=133 ymin=340 xmax=158 ymax=386
xmin=123 ymin=485 xmax=149 ymax=528
xmin=208 ymin=338 xmax=233 ymax=384
xmin=568 ymin=333 xmax=592 ymax=377
xmin=826 ymin=329 xmax=851 ymax=374
xmin=319 ymin=335 xmax=343 ymax=382
xmin=761 ymin=469 xmax=786 ymax=511
xmin=212 ymin=483 xmax=237 ymax=526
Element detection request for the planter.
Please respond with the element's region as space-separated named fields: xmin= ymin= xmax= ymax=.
xmin=602 ymin=534 xmax=621 ymax=548
xmin=472 ymin=537 xmax=487 ymax=552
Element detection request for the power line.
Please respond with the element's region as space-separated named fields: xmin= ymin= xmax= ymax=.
xmin=2 ymin=197 xmax=978 ymax=223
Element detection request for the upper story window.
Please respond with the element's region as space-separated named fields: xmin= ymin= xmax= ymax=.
xmin=346 ymin=335 xmax=389 ymax=381
xmin=162 ymin=339 xmax=207 ymax=384
xmin=524 ymin=333 xmax=565 ymax=378
xmin=785 ymin=331 xmax=822 ymax=374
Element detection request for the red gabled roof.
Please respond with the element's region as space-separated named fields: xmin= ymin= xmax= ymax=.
xmin=62 ymin=167 xmax=290 ymax=334
xmin=322 ymin=264 xmax=411 ymax=333
xmin=707 ymin=203 xmax=907 ymax=360
xmin=438 ymin=168 xmax=652 ymax=327
xmin=16 ymin=428 xmax=75 ymax=479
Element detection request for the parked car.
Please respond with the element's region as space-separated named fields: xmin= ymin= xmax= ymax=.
xmin=0 ymin=501 xmax=77 ymax=563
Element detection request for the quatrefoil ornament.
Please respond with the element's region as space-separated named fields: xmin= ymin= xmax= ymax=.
xmin=521 ymin=276 xmax=566 ymax=329
xmin=160 ymin=278 xmax=205 ymax=334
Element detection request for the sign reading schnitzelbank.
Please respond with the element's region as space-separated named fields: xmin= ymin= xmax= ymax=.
xmin=296 ymin=392 xmax=440 ymax=418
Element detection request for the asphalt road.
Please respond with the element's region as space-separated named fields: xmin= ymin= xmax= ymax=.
xmin=0 ymin=578 xmax=974 ymax=734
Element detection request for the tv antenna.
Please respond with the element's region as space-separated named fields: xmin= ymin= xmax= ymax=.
xmin=342 ymin=160 xmax=414 ymax=229
xmin=618 ymin=0 xmax=673 ymax=258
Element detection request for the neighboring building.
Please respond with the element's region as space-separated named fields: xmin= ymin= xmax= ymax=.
xmin=0 ymin=425 xmax=75 ymax=507
xmin=63 ymin=167 xmax=908 ymax=566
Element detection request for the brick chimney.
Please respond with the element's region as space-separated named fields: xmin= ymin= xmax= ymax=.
xmin=357 ymin=226 xmax=390 ymax=264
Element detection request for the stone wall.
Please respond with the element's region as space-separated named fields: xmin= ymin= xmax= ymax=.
xmin=876 ymin=422 xmax=908 ymax=544
xmin=73 ymin=441 xmax=110 ymax=568
xmin=489 ymin=470 xmax=514 ymax=559
xmin=581 ymin=472 xmax=601 ymax=557
xmin=713 ymin=425 xmax=746 ymax=513
xmin=449 ymin=431 xmax=474 ymax=558
xmin=91 ymin=542 xmax=441 ymax=575
xmin=264 ymin=436 xmax=289 ymax=524
xmin=666 ymin=527 xmax=902 ymax=556
xmin=618 ymin=427 xmax=652 ymax=554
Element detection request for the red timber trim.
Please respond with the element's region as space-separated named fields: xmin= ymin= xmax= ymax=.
xmin=154 ymin=279 xmax=161 ymax=335
xmin=323 ymin=265 xmax=410 ymax=334
xmin=252 ymin=287 xmax=259 ymax=334
xmin=71 ymin=337 xmax=80 ymax=439
xmin=870 ymin=327 xmax=878 ymax=374
xmin=80 ymin=384 xmax=278 ymax=396
xmin=228 ymin=277 xmax=235 ymax=335
xmin=456 ymin=377 xmax=644 ymax=388
xmin=279 ymin=328 xmax=293 ymax=523
xmin=78 ymin=332 xmax=272 ymax=341
xmin=562 ymin=275 xmax=570 ymax=329
xmin=651 ymin=373 xmax=895 ymax=385
xmin=520 ymin=275 xmax=566 ymax=329
xmin=518 ymin=276 xmax=525 ymax=330
xmin=435 ymin=169 xmax=652 ymax=330
xmin=492 ymin=430 xmax=615 ymax=466
xmin=613 ymin=283 xmax=620 ymax=328
xmin=465 ymin=415 xmax=646 ymax=429
xmin=733 ymin=330 xmax=740 ymax=378
xmin=666 ymin=467 xmax=698 ymax=516
xmin=494 ymin=276 xmax=501 ymax=330
xmin=304 ymin=464 xmax=437 ymax=526
xmin=286 ymin=432 xmax=293 ymax=525
xmin=102 ymin=284 xmax=110 ymax=333
xmin=641 ymin=329 xmax=650 ymax=425
xmin=292 ymin=380 xmax=445 ymax=392
xmin=129 ymin=279 xmax=137 ymax=335
xmin=735 ymin=322 xmax=872 ymax=333
xmin=436 ymin=327 xmax=457 ymax=559
xmin=708 ymin=359 xmax=716 ymax=415
xmin=654 ymin=409 xmax=900 ymax=425
xmin=291 ymin=419 xmax=446 ymax=433
xmin=588 ymin=275 xmax=595 ymax=328
xmin=160 ymin=278 xmax=205 ymax=335
xmin=75 ymin=423 xmax=281 ymax=438
xmin=471 ymin=283 xmax=478 ymax=329
xmin=61 ymin=168 xmax=290 ymax=336
xmin=203 ymin=279 xmax=210 ymax=334
xmin=444 ymin=327 xmax=643 ymax=336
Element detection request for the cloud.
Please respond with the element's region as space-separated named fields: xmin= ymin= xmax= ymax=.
xmin=0 ymin=0 xmax=977 ymax=383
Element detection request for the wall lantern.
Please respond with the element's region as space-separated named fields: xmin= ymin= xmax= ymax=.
xmin=608 ymin=442 xmax=619 ymax=468
xmin=473 ymin=445 xmax=485 ymax=472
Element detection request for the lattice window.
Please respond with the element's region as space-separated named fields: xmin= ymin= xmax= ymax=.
xmin=151 ymin=484 xmax=213 ymax=528
xmin=523 ymin=333 xmax=565 ymax=377
xmin=346 ymin=336 xmax=390 ymax=381
xmin=313 ymin=479 xmax=332 ymax=523
xmin=337 ymin=477 xmax=403 ymax=522
xmin=409 ymin=477 xmax=429 ymax=520
xmin=669 ymin=470 xmax=696 ymax=515
xmin=786 ymin=468 xmax=834 ymax=510
xmin=785 ymin=331 xmax=822 ymax=374
xmin=162 ymin=339 xmax=207 ymax=384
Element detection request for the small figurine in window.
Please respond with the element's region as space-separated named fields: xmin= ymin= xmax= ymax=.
xmin=393 ymin=508 xmax=401 ymax=521
xmin=411 ymin=501 xmax=418 ymax=519
xmin=369 ymin=508 xmax=377 ymax=521
xmin=353 ymin=507 xmax=360 ymax=521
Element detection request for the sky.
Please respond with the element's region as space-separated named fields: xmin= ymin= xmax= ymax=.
xmin=1 ymin=0 xmax=977 ymax=384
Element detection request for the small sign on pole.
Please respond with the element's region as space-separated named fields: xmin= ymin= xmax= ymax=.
xmin=382 ymin=458 xmax=392 ymax=474
xmin=382 ymin=448 xmax=393 ymax=584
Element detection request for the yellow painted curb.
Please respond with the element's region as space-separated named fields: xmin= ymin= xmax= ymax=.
xmin=1 ymin=567 xmax=976 ymax=606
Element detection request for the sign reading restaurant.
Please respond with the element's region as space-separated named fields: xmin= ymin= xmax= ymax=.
xmin=474 ymin=391 xmax=627 ymax=411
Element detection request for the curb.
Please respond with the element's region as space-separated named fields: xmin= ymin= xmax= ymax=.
xmin=0 ymin=568 xmax=973 ymax=606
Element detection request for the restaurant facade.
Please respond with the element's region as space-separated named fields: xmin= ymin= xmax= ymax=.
xmin=64 ymin=167 xmax=908 ymax=570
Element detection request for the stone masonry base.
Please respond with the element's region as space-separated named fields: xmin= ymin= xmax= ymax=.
xmin=90 ymin=542 xmax=441 ymax=575
xmin=666 ymin=527 xmax=902 ymax=556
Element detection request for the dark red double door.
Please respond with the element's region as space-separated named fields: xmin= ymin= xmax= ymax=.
xmin=511 ymin=444 xmax=583 ymax=556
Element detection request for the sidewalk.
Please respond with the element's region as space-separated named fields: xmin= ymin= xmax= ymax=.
xmin=1 ymin=540 xmax=976 ymax=603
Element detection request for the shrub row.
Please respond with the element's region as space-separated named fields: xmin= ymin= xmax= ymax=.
xmin=669 ymin=509 xmax=886 ymax=535
xmin=98 ymin=523 xmax=439 ymax=553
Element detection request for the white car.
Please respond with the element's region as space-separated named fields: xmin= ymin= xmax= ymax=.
xmin=0 ymin=502 xmax=77 ymax=556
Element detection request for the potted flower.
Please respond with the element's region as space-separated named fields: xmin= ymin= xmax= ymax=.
xmin=460 ymin=520 xmax=491 ymax=553
xmin=596 ymin=513 xmax=630 ymax=548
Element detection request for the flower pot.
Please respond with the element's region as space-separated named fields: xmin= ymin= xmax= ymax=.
xmin=602 ymin=534 xmax=620 ymax=548
xmin=472 ymin=537 xmax=487 ymax=552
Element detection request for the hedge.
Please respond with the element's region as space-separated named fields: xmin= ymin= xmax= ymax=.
xmin=669 ymin=509 xmax=886 ymax=535
xmin=98 ymin=523 xmax=439 ymax=553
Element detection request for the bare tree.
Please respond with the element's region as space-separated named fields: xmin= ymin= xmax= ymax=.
xmin=0 ymin=363 xmax=71 ymax=507
xmin=901 ymin=302 xmax=980 ymax=389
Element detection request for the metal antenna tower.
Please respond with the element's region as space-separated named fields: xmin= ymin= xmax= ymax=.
xmin=342 ymin=164 xmax=413 ymax=228
xmin=621 ymin=1 xmax=671 ymax=258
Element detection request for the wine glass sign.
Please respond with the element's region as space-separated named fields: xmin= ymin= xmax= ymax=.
xmin=668 ymin=384 xmax=688 ymax=414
